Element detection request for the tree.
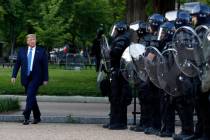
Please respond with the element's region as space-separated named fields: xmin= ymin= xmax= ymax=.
xmin=0 ymin=0 xmax=126 ymax=56
xmin=126 ymin=0 xmax=147 ymax=23
xmin=152 ymin=0 xmax=176 ymax=15
xmin=33 ymin=0 xmax=67 ymax=50
xmin=0 ymin=0 xmax=25 ymax=55
xmin=126 ymin=0 xmax=176 ymax=23
xmin=60 ymin=0 xmax=114 ymax=49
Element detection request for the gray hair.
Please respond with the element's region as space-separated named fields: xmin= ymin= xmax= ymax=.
xmin=26 ymin=34 xmax=36 ymax=39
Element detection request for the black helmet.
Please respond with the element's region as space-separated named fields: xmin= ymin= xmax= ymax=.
xmin=148 ymin=13 xmax=166 ymax=32
xmin=96 ymin=27 xmax=104 ymax=38
xmin=189 ymin=4 xmax=210 ymax=25
xmin=115 ymin=21 xmax=128 ymax=32
xmin=175 ymin=11 xmax=191 ymax=28
xmin=110 ymin=21 xmax=128 ymax=37
xmin=137 ymin=21 xmax=147 ymax=37
xmin=190 ymin=4 xmax=210 ymax=17
xmin=157 ymin=21 xmax=176 ymax=41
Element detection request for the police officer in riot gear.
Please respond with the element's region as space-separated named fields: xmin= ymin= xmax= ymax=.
xmin=184 ymin=3 xmax=210 ymax=140
xmin=170 ymin=10 xmax=196 ymax=140
xmin=130 ymin=20 xmax=152 ymax=132
xmin=190 ymin=4 xmax=210 ymax=27
xmin=136 ymin=21 xmax=149 ymax=45
xmin=156 ymin=21 xmax=176 ymax=138
xmin=143 ymin=13 xmax=165 ymax=135
xmin=103 ymin=21 xmax=132 ymax=130
xmin=175 ymin=11 xmax=192 ymax=29
xmin=91 ymin=26 xmax=104 ymax=72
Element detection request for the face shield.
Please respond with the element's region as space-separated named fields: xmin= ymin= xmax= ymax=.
xmin=110 ymin=25 xmax=117 ymax=38
xmin=129 ymin=23 xmax=139 ymax=31
xmin=149 ymin=22 xmax=159 ymax=33
xmin=157 ymin=27 xmax=167 ymax=41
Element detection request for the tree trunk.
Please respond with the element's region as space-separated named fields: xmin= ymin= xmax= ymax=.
xmin=153 ymin=0 xmax=176 ymax=15
xmin=126 ymin=0 xmax=176 ymax=23
xmin=126 ymin=0 xmax=147 ymax=24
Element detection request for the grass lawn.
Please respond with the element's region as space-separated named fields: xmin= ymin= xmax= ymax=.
xmin=0 ymin=67 xmax=101 ymax=96
xmin=0 ymin=98 xmax=20 ymax=113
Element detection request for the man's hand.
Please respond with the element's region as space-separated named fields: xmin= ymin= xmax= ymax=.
xmin=43 ymin=81 xmax=48 ymax=85
xmin=147 ymin=53 xmax=156 ymax=61
xmin=11 ymin=78 xmax=16 ymax=84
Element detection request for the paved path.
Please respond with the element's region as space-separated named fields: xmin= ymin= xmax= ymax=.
xmin=0 ymin=122 xmax=173 ymax=140
xmin=8 ymin=101 xmax=139 ymax=117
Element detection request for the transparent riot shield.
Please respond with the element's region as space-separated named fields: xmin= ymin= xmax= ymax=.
xmin=120 ymin=47 xmax=138 ymax=84
xmin=172 ymin=26 xmax=203 ymax=77
xmin=157 ymin=48 xmax=187 ymax=96
xmin=129 ymin=43 xmax=148 ymax=82
xmin=100 ymin=35 xmax=111 ymax=72
xmin=195 ymin=25 xmax=209 ymax=42
xmin=144 ymin=46 xmax=164 ymax=88
xmin=201 ymin=29 xmax=210 ymax=92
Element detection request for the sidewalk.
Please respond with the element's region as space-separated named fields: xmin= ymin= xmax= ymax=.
xmin=0 ymin=95 xmax=140 ymax=124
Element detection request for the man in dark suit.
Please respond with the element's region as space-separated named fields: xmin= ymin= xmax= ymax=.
xmin=11 ymin=34 xmax=48 ymax=125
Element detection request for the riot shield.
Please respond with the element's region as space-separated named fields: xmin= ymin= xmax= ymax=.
xmin=157 ymin=48 xmax=186 ymax=96
xmin=100 ymin=35 xmax=111 ymax=72
xmin=120 ymin=47 xmax=138 ymax=84
xmin=195 ymin=25 xmax=209 ymax=42
xmin=129 ymin=43 xmax=148 ymax=82
xmin=172 ymin=26 xmax=203 ymax=77
xmin=144 ymin=46 xmax=164 ymax=88
xmin=129 ymin=22 xmax=139 ymax=43
xmin=201 ymin=29 xmax=210 ymax=92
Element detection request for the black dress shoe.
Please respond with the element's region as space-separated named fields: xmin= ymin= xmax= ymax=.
xmin=22 ymin=119 xmax=30 ymax=125
xmin=31 ymin=119 xmax=41 ymax=124
xmin=109 ymin=124 xmax=127 ymax=130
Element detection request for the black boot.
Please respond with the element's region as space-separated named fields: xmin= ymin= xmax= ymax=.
xmin=173 ymin=132 xmax=194 ymax=140
xmin=158 ymin=131 xmax=173 ymax=137
xmin=109 ymin=123 xmax=127 ymax=130
xmin=144 ymin=127 xmax=159 ymax=135
xmin=130 ymin=124 xmax=145 ymax=132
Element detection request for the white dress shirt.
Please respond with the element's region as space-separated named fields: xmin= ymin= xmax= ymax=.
xmin=27 ymin=46 xmax=36 ymax=72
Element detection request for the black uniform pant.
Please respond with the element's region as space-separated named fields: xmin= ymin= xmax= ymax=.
xmin=23 ymin=75 xmax=41 ymax=120
xmin=160 ymin=94 xmax=194 ymax=134
xmin=109 ymin=72 xmax=132 ymax=125
xmin=160 ymin=93 xmax=175 ymax=133
xmin=136 ymin=80 xmax=150 ymax=128
xmin=197 ymin=91 xmax=210 ymax=138
xmin=137 ymin=80 xmax=161 ymax=130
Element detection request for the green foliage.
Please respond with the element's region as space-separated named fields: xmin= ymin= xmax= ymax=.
xmin=0 ymin=98 xmax=20 ymax=112
xmin=146 ymin=0 xmax=154 ymax=16
xmin=34 ymin=0 xmax=67 ymax=49
xmin=0 ymin=0 xmax=126 ymax=53
xmin=0 ymin=68 xmax=101 ymax=96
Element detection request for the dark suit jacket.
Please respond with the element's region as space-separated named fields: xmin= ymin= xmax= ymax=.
xmin=12 ymin=46 xmax=49 ymax=87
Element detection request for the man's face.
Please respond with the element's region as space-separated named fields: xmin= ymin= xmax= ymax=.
xmin=27 ymin=37 xmax=36 ymax=48
xmin=192 ymin=16 xmax=198 ymax=26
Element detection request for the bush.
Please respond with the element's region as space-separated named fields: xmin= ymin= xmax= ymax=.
xmin=0 ymin=98 xmax=20 ymax=113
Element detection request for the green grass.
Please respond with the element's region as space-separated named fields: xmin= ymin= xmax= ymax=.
xmin=0 ymin=68 xmax=100 ymax=96
xmin=0 ymin=98 xmax=20 ymax=113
